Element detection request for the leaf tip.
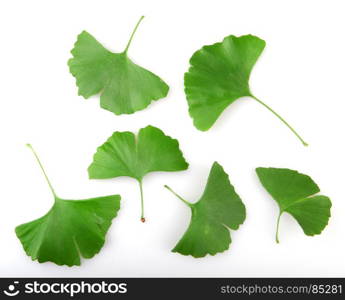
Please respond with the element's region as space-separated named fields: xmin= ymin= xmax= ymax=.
xmin=212 ymin=161 xmax=221 ymax=168
xmin=141 ymin=217 xmax=146 ymax=223
xmin=255 ymin=167 xmax=264 ymax=176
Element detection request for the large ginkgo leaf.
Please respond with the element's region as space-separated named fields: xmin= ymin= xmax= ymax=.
xmin=16 ymin=144 xmax=121 ymax=266
xmin=68 ymin=16 xmax=169 ymax=115
xmin=165 ymin=162 xmax=246 ymax=257
xmin=88 ymin=125 xmax=188 ymax=222
xmin=184 ymin=34 xmax=307 ymax=146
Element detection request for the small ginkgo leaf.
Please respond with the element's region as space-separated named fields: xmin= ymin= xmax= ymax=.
xmin=16 ymin=144 xmax=121 ymax=266
xmin=256 ymin=167 xmax=332 ymax=243
xmin=68 ymin=16 xmax=169 ymax=115
xmin=164 ymin=162 xmax=246 ymax=257
xmin=88 ymin=125 xmax=188 ymax=222
xmin=184 ymin=34 xmax=307 ymax=146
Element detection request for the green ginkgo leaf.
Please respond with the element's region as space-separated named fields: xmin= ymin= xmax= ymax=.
xmin=164 ymin=162 xmax=246 ymax=257
xmin=184 ymin=34 xmax=307 ymax=146
xmin=88 ymin=125 xmax=188 ymax=222
xmin=256 ymin=167 xmax=332 ymax=243
xmin=68 ymin=16 xmax=169 ymax=115
xmin=16 ymin=144 xmax=121 ymax=266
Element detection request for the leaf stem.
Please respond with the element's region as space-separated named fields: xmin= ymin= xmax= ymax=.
xmin=138 ymin=180 xmax=145 ymax=222
xmin=124 ymin=16 xmax=145 ymax=54
xmin=164 ymin=185 xmax=192 ymax=207
xmin=26 ymin=143 xmax=57 ymax=198
xmin=251 ymin=95 xmax=308 ymax=146
xmin=275 ymin=211 xmax=283 ymax=244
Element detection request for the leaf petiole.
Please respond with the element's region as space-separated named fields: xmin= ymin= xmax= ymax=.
xmin=138 ymin=180 xmax=145 ymax=222
xmin=124 ymin=16 xmax=145 ymax=54
xmin=275 ymin=211 xmax=283 ymax=244
xmin=26 ymin=144 xmax=57 ymax=198
xmin=251 ymin=95 xmax=308 ymax=146
xmin=164 ymin=185 xmax=192 ymax=207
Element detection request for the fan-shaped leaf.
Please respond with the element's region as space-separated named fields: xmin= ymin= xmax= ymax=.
xmin=256 ymin=167 xmax=332 ymax=243
xmin=16 ymin=144 xmax=120 ymax=266
xmin=165 ymin=162 xmax=245 ymax=257
xmin=88 ymin=125 xmax=188 ymax=222
xmin=68 ymin=16 xmax=169 ymax=115
xmin=184 ymin=34 xmax=307 ymax=146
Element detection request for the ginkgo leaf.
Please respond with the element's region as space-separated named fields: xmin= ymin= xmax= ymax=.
xmin=68 ymin=16 xmax=169 ymax=115
xmin=88 ymin=125 xmax=188 ymax=222
xmin=16 ymin=144 xmax=121 ymax=266
xmin=256 ymin=167 xmax=332 ymax=243
xmin=184 ymin=34 xmax=307 ymax=146
xmin=164 ymin=162 xmax=246 ymax=257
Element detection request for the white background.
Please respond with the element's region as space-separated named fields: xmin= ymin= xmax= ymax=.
xmin=0 ymin=0 xmax=344 ymax=277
